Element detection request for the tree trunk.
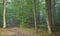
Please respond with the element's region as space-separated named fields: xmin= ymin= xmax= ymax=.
xmin=51 ymin=0 xmax=56 ymax=31
xmin=3 ymin=0 xmax=6 ymax=28
xmin=33 ymin=0 xmax=38 ymax=32
xmin=45 ymin=0 xmax=52 ymax=34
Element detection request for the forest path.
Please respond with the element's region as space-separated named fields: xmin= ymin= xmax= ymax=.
xmin=0 ymin=27 xmax=49 ymax=36
xmin=0 ymin=27 xmax=35 ymax=36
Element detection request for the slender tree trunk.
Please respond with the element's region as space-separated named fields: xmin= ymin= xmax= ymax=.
xmin=51 ymin=0 xmax=56 ymax=31
xmin=3 ymin=0 xmax=6 ymax=28
xmin=33 ymin=0 xmax=38 ymax=32
xmin=45 ymin=0 xmax=52 ymax=34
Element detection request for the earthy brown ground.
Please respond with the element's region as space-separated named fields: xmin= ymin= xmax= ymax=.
xmin=0 ymin=27 xmax=36 ymax=36
xmin=0 ymin=28 xmax=27 ymax=36
xmin=55 ymin=26 xmax=60 ymax=36
xmin=1 ymin=27 xmax=60 ymax=36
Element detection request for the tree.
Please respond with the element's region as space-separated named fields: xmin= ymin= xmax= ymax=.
xmin=33 ymin=0 xmax=38 ymax=32
xmin=45 ymin=0 xmax=52 ymax=34
xmin=51 ymin=0 xmax=56 ymax=31
xmin=3 ymin=0 xmax=6 ymax=28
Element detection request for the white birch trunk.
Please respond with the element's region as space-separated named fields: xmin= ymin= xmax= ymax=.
xmin=3 ymin=0 xmax=6 ymax=28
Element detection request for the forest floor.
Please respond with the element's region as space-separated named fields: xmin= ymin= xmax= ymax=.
xmin=0 ymin=27 xmax=39 ymax=36
xmin=0 ymin=27 xmax=54 ymax=36
xmin=54 ymin=26 xmax=60 ymax=36
xmin=0 ymin=27 xmax=33 ymax=36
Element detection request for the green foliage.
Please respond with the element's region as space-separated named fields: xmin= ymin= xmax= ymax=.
xmin=0 ymin=0 xmax=47 ymax=28
xmin=0 ymin=0 xmax=60 ymax=33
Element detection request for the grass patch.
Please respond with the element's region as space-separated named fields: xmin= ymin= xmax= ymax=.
xmin=20 ymin=27 xmax=34 ymax=33
xmin=20 ymin=27 xmax=55 ymax=36
xmin=0 ymin=32 xmax=4 ymax=36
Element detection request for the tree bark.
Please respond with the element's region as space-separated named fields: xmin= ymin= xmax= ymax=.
xmin=45 ymin=0 xmax=52 ymax=34
xmin=3 ymin=0 xmax=6 ymax=28
xmin=51 ymin=0 xmax=56 ymax=31
xmin=33 ymin=0 xmax=38 ymax=32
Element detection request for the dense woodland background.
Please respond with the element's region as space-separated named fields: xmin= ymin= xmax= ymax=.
xmin=0 ymin=0 xmax=60 ymax=35
xmin=0 ymin=0 xmax=47 ymax=28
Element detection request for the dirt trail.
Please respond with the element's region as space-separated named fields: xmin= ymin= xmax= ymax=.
xmin=0 ymin=27 xmax=50 ymax=36
xmin=4 ymin=28 xmax=28 ymax=36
